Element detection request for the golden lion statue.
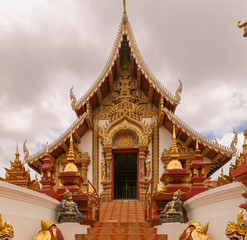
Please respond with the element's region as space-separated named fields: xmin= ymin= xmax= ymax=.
xmin=226 ymin=210 xmax=247 ymax=239
xmin=179 ymin=221 xmax=213 ymax=240
xmin=33 ymin=217 xmax=64 ymax=240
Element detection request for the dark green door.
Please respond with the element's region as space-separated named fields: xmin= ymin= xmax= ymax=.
xmin=114 ymin=153 xmax=137 ymax=199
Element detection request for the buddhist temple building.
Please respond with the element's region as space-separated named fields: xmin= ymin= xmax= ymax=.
xmin=1 ymin=2 xmax=247 ymax=239
xmin=21 ymin=1 xmax=239 ymax=204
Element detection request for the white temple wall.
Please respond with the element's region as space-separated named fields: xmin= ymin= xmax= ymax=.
xmin=0 ymin=181 xmax=59 ymax=240
xmin=158 ymin=126 xmax=172 ymax=186
xmin=184 ymin=182 xmax=246 ymax=239
xmin=156 ymin=182 xmax=246 ymax=239
xmin=78 ymin=130 xmax=93 ymax=183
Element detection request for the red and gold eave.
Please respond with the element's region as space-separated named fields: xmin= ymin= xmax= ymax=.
xmin=160 ymin=107 xmax=236 ymax=177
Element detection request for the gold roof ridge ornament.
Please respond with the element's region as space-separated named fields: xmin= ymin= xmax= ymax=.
xmin=70 ymin=86 xmax=77 ymax=110
xmin=23 ymin=139 xmax=29 ymax=162
xmin=167 ymin=125 xmax=183 ymax=170
xmin=64 ymin=134 xmax=78 ymax=172
xmin=238 ymin=20 xmax=247 ymax=38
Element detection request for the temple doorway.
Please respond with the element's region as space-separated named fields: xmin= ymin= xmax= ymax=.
xmin=113 ymin=152 xmax=138 ymax=199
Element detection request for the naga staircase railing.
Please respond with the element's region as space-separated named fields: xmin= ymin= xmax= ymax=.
xmin=86 ymin=180 xmax=100 ymax=222
xmin=144 ymin=178 xmax=153 ymax=221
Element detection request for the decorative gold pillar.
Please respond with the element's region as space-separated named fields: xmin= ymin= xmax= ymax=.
xmin=100 ymin=145 xmax=112 ymax=202
xmin=92 ymin=121 xmax=99 ymax=190
xmin=80 ymin=154 xmax=91 ymax=192
xmin=152 ymin=118 xmax=159 ymax=188
xmin=139 ymin=144 xmax=148 ymax=200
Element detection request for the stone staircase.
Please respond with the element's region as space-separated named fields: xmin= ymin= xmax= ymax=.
xmin=76 ymin=200 xmax=167 ymax=240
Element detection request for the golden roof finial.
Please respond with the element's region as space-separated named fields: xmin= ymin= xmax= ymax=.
xmin=167 ymin=125 xmax=183 ymax=170
xmin=196 ymin=140 xmax=199 ymax=150
xmin=171 ymin=125 xmax=179 ymax=156
xmin=123 ymin=0 xmax=126 ymax=13
xmin=64 ymin=134 xmax=78 ymax=172
xmin=46 ymin=142 xmax=49 ymax=154
xmin=221 ymin=168 xmax=224 ymax=178
xmin=67 ymin=134 xmax=75 ymax=161
xmin=16 ymin=142 xmax=19 ymax=155
xmin=14 ymin=142 xmax=20 ymax=163
xmin=122 ymin=0 xmax=128 ymax=24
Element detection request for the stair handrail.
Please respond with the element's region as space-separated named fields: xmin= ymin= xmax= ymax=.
xmin=144 ymin=178 xmax=153 ymax=221
xmin=87 ymin=180 xmax=100 ymax=222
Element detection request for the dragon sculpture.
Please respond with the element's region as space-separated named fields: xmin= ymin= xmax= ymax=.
xmin=238 ymin=20 xmax=247 ymax=38
xmin=23 ymin=139 xmax=29 ymax=161
xmin=175 ymin=79 xmax=183 ymax=101
xmin=231 ymin=130 xmax=238 ymax=153
xmin=226 ymin=210 xmax=247 ymax=240
xmin=179 ymin=221 xmax=213 ymax=240
xmin=0 ymin=214 xmax=14 ymax=240
xmin=70 ymin=86 xmax=77 ymax=110
xmin=33 ymin=217 xmax=64 ymax=240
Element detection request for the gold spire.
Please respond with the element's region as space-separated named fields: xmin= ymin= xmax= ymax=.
xmin=221 ymin=168 xmax=224 ymax=178
xmin=16 ymin=142 xmax=19 ymax=155
xmin=196 ymin=140 xmax=199 ymax=150
xmin=14 ymin=142 xmax=20 ymax=163
xmin=67 ymin=134 xmax=75 ymax=160
xmin=64 ymin=134 xmax=78 ymax=172
xmin=167 ymin=125 xmax=183 ymax=170
xmin=123 ymin=0 xmax=126 ymax=13
xmin=171 ymin=125 xmax=179 ymax=157
xmin=122 ymin=0 xmax=128 ymax=24
xmin=46 ymin=142 xmax=49 ymax=154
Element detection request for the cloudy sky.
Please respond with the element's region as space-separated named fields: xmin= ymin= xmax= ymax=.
xmin=0 ymin=0 xmax=247 ymax=179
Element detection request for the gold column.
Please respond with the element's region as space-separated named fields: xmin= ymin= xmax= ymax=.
xmin=152 ymin=118 xmax=159 ymax=188
xmin=100 ymin=145 xmax=112 ymax=202
xmin=139 ymin=144 xmax=148 ymax=200
xmin=92 ymin=121 xmax=99 ymax=190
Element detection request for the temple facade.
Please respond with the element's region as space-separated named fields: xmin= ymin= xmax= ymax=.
xmin=1 ymin=2 xmax=247 ymax=240
xmin=21 ymin=3 xmax=238 ymax=206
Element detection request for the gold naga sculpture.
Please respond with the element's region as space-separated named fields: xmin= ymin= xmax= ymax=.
xmin=238 ymin=20 xmax=247 ymax=38
xmin=33 ymin=217 xmax=64 ymax=240
xmin=226 ymin=210 xmax=247 ymax=239
xmin=0 ymin=214 xmax=14 ymax=239
xmin=179 ymin=221 xmax=213 ymax=240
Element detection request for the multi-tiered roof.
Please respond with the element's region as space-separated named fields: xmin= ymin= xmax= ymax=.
xmin=25 ymin=2 xmax=237 ymax=177
xmin=0 ymin=144 xmax=40 ymax=191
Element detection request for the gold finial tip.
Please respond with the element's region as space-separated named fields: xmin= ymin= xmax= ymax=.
xmin=16 ymin=142 xmax=19 ymax=155
xmin=123 ymin=0 xmax=126 ymax=13
xmin=46 ymin=142 xmax=49 ymax=153
xmin=172 ymin=125 xmax=176 ymax=139
xmin=122 ymin=0 xmax=128 ymax=24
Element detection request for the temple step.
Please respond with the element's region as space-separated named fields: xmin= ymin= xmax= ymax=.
xmin=88 ymin=227 xmax=157 ymax=234
xmin=100 ymin=200 xmax=145 ymax=222
xmin=93 ymin=222 xmax=152 ymax=228
xmin=76 ymin=234 xmax=167 ymax=240
xmin=75 ymin=200 xmax=167 ymax=240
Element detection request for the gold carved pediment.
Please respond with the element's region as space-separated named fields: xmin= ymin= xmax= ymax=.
xmin=112 ymin=129 xmax=139 ymax=148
